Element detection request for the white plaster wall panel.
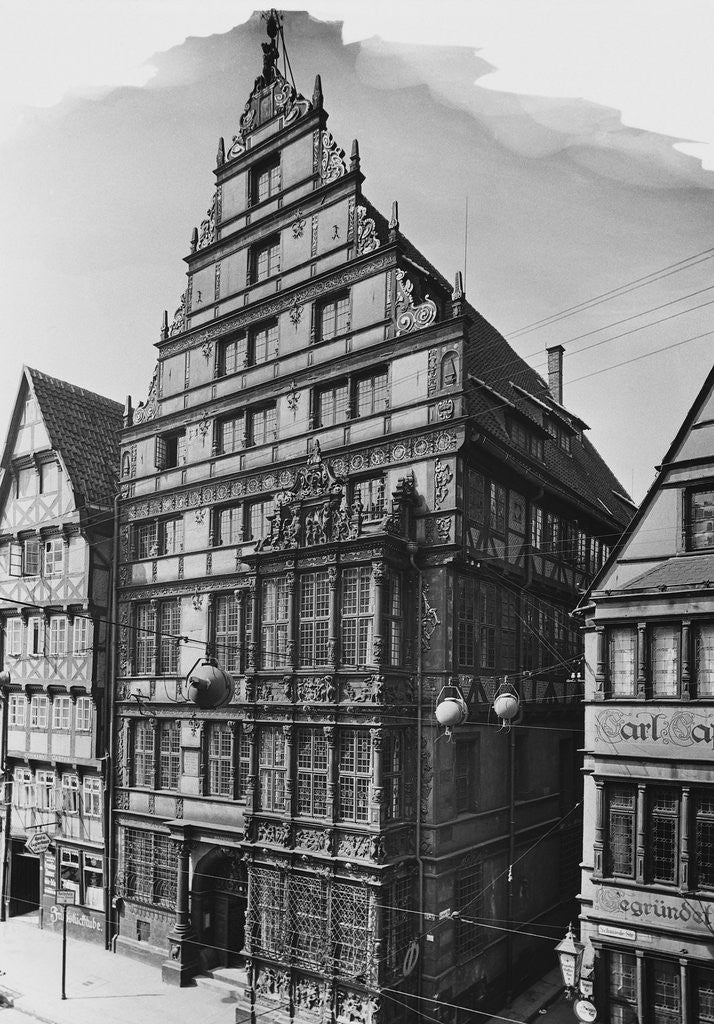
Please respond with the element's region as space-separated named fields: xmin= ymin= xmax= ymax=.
xmin=220 ymin=170 xmax=248 ymax=222
xmin=352 ymin=275 xmax=387 ymax=333
xmin=281 ymin=133 xmax=314 ymax=188
xmin=391 ymin=352 xmax=428 ymax=409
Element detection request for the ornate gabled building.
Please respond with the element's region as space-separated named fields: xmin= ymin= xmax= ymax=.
xmin=0 ymin=367 xmax=122 ymax=942
xmin=110 ymin=13 xmax=633 ymax=1022
xmin=577 ymin=361 xmax=714 ymax=1023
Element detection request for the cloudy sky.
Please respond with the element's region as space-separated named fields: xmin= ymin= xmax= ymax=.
xmin=1 ymin=1 xmax=713 ymax=501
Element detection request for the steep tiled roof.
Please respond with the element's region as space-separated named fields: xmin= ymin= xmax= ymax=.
xmin=461 ymin=307 xmax=634 ymax=531
xmin=27 ymin=368 xmax=123 ymax=510
xmin=621 ymin=554 xmax=714 ymax=592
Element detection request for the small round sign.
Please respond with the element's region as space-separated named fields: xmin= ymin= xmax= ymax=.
xmin=402 ymin=939 xmax=419 ymax=978
xmin=573 ymin=997 xmax=598 ymax=1023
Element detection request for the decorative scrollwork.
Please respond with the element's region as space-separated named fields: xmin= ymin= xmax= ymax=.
xmin=320 ymin=130 xmax=346 ymax=182
xmin=197 ymin=191 xmax=218 ymax=250
xmin=356 ymin=205 xmax=380 ymax=255
xmin=168 ymin=293 xmax=187 ymax=337
xmin=433 ymin=458 xmax=453 ymax=510
xmin=133 ymin=365 xmax=159 ymax=424
xmin=394 ymin=268 xmax=437 ymax=335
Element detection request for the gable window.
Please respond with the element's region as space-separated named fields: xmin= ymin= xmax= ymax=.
xmin=246 ymin=404 xmax=277 ymax=447
xmin=252 ymin=156 xmax=280 ymax=205
xmin=132 ymin=720 xmax=156 ymax=788
xmin=298 ymin=572 xmax=330 ymax=668
xmin=687 ymin=488 xmax=714 ymax=551
xmin=219 ymin=415 xmax=243 ymax=455
xmin=315 ymin=381 xmax=349 ymax=427
xmin=27 ymin=616 xmax=43 ymax=656
xmin=251 ymin=236 xmax=280 ymax=283
xmin=215 ymin=504 xmax=242 ymax=546
xmin=44 ymin=539 xmax=64 ymax=577
xmin=214 ymin=594 xmax=240 ymax=672
xmin=245 ymin=499 xmax=272 ymax=543
xmin=9 ymin=694 xmax=26 ymax=728
xmin=155 ymin=432 xmax=186 ymax=471
xmin=354 ymin=369 xmax=388 ymax=417
xmin=218 ymin=334 xmax=247 ymax=377
xmin=651 ymin=624 xmax=679 ymax=698
xmin=341 ymin=566 xmax=373 ymax=667
xmin=351 ymin=476 xmax=385 ymax=519
xmin=6 ymin=618 xmax=22 ymax=657
xmin=73 ymin=616 xmax=91 ymax=654
xmin=261 ymin=577 xmax=289 ymax=669
xmin=61 ymin=773 xmax=80 ymax=814
xmin=158 ymin=720 xmax=181 ymax=790
xmin=317 ymin=294 xmax=350 ymax=342
xmin=30 ymin=695 xmax=48 ymax=729
xmin=49 ymin=616 xmax=68 ymax=656
xmin=16 ymin=468 xmax=37 ymax=498
xmin=83 ymin=777 xmax=102 ymax=818
xmin=40 ymin=461 xmax=58 ymax=493
xmin=338 ymin=729 xmax=370 ymax=822
xmin=258 ymin=726 xmax=286 ymax=811
xmin=75 ymin=697 xmax=92 ymax=732
xmin=249 ymin=320 xmax=278 ymax=365
xmin=608 ymin=627 xmax=636 ymax=696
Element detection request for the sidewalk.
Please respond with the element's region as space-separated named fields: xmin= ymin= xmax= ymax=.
xmin=0 ymin=915 xmax=241 ymax=1024
xmin=485 ymin=968 xmax=565 ymax=1023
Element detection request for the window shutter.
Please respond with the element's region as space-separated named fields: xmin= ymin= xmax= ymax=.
xmin=154 ymin=436 xmax=167 ymax=470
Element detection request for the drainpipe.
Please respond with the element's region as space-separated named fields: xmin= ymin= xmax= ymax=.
xmin=0 ymin=668 xmax=10 ymax=923
xmin=505 ymin=721 xmax=516 ymax=1004
xmin=408 ymin=542 xmax=425 ymax=1000
xmin=104 ymin=492 xmax=119 ymax=950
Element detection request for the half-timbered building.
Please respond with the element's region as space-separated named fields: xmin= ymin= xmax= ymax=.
xmin=0 ymin=367 xmax=121 ymax=942
xmin=110 ymin=14 xmax=633 ymax=1022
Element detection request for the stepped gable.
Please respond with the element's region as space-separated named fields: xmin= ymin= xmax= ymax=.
xmin=26 ymin=367 xmax=123 ymax=510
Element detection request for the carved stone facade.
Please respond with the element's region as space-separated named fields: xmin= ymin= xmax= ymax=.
xmin=109 ymin=14 xmax=633 ymax=1023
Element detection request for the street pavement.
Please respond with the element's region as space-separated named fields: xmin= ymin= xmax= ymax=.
xmin=0 ymin=914 xmax=242 ymax=1024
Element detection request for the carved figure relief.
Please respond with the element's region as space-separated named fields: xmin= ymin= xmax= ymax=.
xmin=433 ymin=458 xmax=453 ymax=510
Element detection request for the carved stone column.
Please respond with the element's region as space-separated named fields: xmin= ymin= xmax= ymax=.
xmin=371 ymin=728 xmax=385 ymax=827
xmin=162 ymin=836 xmax=197 ymax=987
xmin=681 ymin=620 xmax=691 ymax=700
xmin=680 ymin=786 xmax=690 ymax=892
xmin=247 ymin=578 xmax=259 ymax=671
xmin=327 ymin=566 xmax=339 ymax=669
xmin=594 ymin=627 xmax=606 ymax=700
xmin=324 ymin=725 xmax=336 ymax=820
xmin=636 ymin=622 xmax=647 ymax=699
xmin=244 ymin=722 xmax=256 ymax=812
xmin=635 ymin=784 xmax=646 ymax=884
xmin=285 ymin=573 xmax=297 ymax=670
xmin=592 ymin=778 xmax=604 ymax=878
xmin=372 ymin=564 xmax=386 ymax=667
xmin=234 ymin=590 xmax=245 ymax=673
xmin=283 ymin=724 xmax=294 ymax=818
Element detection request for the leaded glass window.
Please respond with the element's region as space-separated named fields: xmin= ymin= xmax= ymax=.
xmin=609 ymin=627 xmax=636 ymax=696
xmin=133 ymin=720 xmax=155 ymax=788
xmin=316 ymin=381 xmax=349 ymax=426
xmin=290 ymin=874 xmax=328 ymax=967
xmin=296 ymin=728 xmax=328 ymax=817
xmin=338 ymin=729 xmax=370 ymax=822
xmin=651 ymin=958 xmax=680 ymax=1023
xmin=607 ymin=784 xmax=636 ymax=877
xmin=695 ymin=968 xmax=714 ymax=1024
xmin=696 ymin=623 xmax=714 ymax=697
xmin=207 ymin=722 xmax=233 ymax=798
xmin=689 ymin=488 xmax=714 ymax=550
xmin=158 ymin=720 xmax=180 ymax=790
xmin=355 ymin=370 xmax=388 ymax=417
xmin=247 ymin=404 xmax=276 ymax=447
xmin=696 ymin=791 xmax=714 ymax=888
xmin=215 ymin=594 xmax=240 ymax=672
xmin=319 ymin=295 xmax=350 ymax=341
xmin=456 ymin=860 xmax=484 ymax=958
xmin=250 ymin=320 xmax=278 ymax=364
xmin=384 ymin=571 xmax=403 ymax=666
xmin=384 ymin=731 xmax=404 ymax=821
xmin=259 ymin=726 xmax=286 ymax=811
xmin=457 ymin=577 xmax=477 ymax=668
xmin=341 ymin=566 xmax=373 ymax=666
xmin=651 ymin=625 xmax=679 ymax=697
xmin=332 ymin=882 xmax=370 ymax=976
xmin=158 ymin=600 xmax=180 ymax=674
xmin=608 ymin=950 xmax=637 ymax=1024
xmin=134 ymin=602 xmax=156 ymax=674
xmin=298 ymin=573 xmax=330 ymax=667
xmin=261 ymin=577 xmax=289 ymax=669
xmin=649 ymin=788 xmax=678 ymax=883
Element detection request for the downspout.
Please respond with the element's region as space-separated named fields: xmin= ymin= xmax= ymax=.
xmin=0 ymin=667 xmax=10 ymax=922
xmin=408 ymin=543 xmax=424 ymax=999
xmin=104 ymin=492 xmax=119 ymax=950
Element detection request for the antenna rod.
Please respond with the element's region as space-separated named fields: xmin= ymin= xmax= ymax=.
xmin=276 ymin=12 xmax=297 ymax=91
xmin=463 ymin=194 xmax=469 ymax=293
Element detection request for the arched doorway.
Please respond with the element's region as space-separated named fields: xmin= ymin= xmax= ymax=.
xmin=191 ymin=847 xmax=247 ymax=969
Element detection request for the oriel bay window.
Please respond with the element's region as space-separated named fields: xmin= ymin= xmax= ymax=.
xmin=601 ymin=782 xmax=714 ymax=889
xmin=338 ymin=729 xmax=371 ymax=822
xmin=604 ymin=620 xmax=714 ymax=698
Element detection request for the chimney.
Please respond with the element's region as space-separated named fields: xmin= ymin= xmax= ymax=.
xmin=546 ymin=345 xmax=564 ymax=404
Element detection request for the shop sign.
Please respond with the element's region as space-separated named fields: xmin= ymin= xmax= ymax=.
xmin=594 ymin=884 xmax=714 ymax=937
xmin=593 ymin=706 xmax=714 ymax=759
xmin=25 ymin=832 xmax=51 ymax=854
xmin=43 ymin=851 xmax=56 ymax=895
xmin=48 ymin=903 xmax=104 ymax=939
xmin=598 ymin=924 xmax=636 ymax=941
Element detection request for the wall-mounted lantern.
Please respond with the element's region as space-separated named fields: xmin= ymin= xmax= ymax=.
xmin=555 ymin=922 xmax=585 ymax=999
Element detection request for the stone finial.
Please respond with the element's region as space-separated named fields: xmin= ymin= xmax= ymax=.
xmin=350 ymin=138 xmax=360 ymax=172
xmin=216 ymin=136 xmax=225 ymax=167
xmin=452 ymin=271 xmax=465 ymax=317
xmin=123 ymin=396 xmax=133 ymax=429
xmin=389 ymin=200 xmax=399 ymax=241
xmin=313 ymin=74 xmax=323 ymax=110
xmin=161 ymin=310 xmax=169 ymax=342
xmin=190 ymin=227 xmax=198 ymax=254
